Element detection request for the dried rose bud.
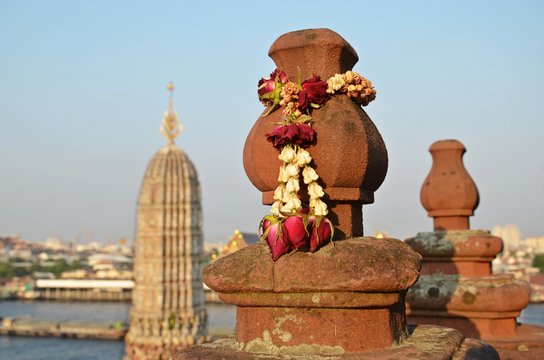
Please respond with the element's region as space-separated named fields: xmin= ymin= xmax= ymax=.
xmin=308 ymin=216 xmax=333 ymax=253
xmin=283 ymin=215 xmax=309 ymax=249
xmin=261 ymin=218 xmax=290 ymax=260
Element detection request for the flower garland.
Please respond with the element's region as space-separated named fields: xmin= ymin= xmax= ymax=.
xmin=258 ymin=68 xmax=376 ymax=260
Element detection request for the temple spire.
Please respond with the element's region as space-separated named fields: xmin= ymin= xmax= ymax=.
xmin=160 ymin=81 xmax=183 ymax=145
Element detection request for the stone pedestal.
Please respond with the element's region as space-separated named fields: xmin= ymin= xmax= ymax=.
xmin=405 ymin=139 xmax=544 ymax=359
xmin=172 ymin=326 xmax=498 ymax=359
xmin=173 ymin=239 xmax=499 ymax=359
xmin=203 ymin=238 xmax=418 ymax=353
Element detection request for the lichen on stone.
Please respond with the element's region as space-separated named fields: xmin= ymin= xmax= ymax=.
xmin=242 ymin=330 xmax=345 ymax=357
xmin=413 ymin=230 xmax=490 ymax=254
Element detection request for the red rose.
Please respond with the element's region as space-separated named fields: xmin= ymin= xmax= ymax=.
xmin=266 ymin=124 xmax=316 ymax=150
xmin=296 ymin=123 xmax=316 ymax=147
xmin=298 ymin=75 xmax=330 ymax=111
xmin=258 ymin=69 xmax=288 ymax=111
xmin=265 ymin=125 xmax=289 ymax=149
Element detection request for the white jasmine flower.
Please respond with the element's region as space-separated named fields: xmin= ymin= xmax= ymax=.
xmin=285 ymin=164 xmax=299 ymax=178
xmin=308 ymin=182 xmax=324 ymax=199
xmin=281 ymin=197 xmax=302 ymax=214
xmin=296 ymin=148 xmax=312 ymax=167
xmin=327 ymin=73 xmax=345 ymax=94
xmin=278 ymin=165 xmax=289 ymax=182
xmin=311 ymin=198 xmax=328 ymax=216
xmin=271 ymin=200 xmax=282 ymax=217
xmin=278 ymin=146 xmax=297 ymax=163
xmin=302 ymin=166 xmax=319 ymax=184
xmin=286 ymin=177 xmax=300 ymax=194
xmin=273 ymin=184 xmax=285 ymax=201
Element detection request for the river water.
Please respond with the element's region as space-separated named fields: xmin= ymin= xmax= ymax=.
xmin=0 ymin=301 xmax=542 ymax=360
xmin=0 ymin=300 xmax=235 ymax=360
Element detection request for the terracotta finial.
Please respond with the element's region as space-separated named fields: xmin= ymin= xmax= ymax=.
xmin=420 ymin=139 xmax=479 ymax=231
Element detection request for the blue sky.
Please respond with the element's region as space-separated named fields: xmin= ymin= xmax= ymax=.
xmin=1 ymin=1 xmax=543 ymax=244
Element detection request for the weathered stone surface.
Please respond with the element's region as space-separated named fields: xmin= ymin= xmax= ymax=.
xmin=398 ymin=230 xmax=503 ymax=276
xmin=203 ymin=241 xmax=275 ymax=293
xmin=407 ymin=274 xmax=531 ymax=313
xmin=490 ymin=323 xmax=544 ymax=359
xmin=406 ymin=231 xmax=502 ymax=259
xmin=219 ymin=291 xmax=401 ymax=308
xmin=204 ymin=238 xmax=421 ymax=294
xmin=171 ymin=325 xmax=499 ymax=359
xmin=235 ymin=305 xmax=407 ymax=353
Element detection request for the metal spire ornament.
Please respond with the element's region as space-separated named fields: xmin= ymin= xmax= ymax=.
xmin=160 ymin=82 xmax=183 ymax=144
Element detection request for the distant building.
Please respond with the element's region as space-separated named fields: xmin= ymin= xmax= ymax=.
xmin=220 ymin=229 xmax=259 ymax=257
xmin=125 ymin=83 xmax=207 ymax=359
xmin=44 ymin=237 xmax=69 ymax=251
xmin=525 ymin=236 xmax=544 ymax=254
xmin=492 ymin=224 xmax=522 ymax=250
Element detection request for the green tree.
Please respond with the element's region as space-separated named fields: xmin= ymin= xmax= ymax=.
xmin=0 ymin=262 xmax=16 ymax=278
xmin=533 ymin=254 xmax=544 ymax=273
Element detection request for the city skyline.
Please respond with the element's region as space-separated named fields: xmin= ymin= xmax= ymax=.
xmin=1 ymin=1 xmax=543 ymax=244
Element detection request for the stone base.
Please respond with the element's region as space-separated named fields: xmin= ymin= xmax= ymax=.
xmin=171 ymin=324 xmax=499 ymax=359
xmin=236 ymin=304 xmax=406 ymax=352
xmin=405 ymin=230 xmax=503 ymax=277
xmin=205 ymin=239 xmax=421 ymax=352
xmin=406 ymin=273 xmax=531 ymax=338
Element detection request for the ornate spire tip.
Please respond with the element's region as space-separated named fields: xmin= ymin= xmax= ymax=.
xmin=160 ymin=82 xmax=183 ymax=145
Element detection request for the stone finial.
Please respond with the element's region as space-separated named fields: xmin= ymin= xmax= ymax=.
xmin=243 ymin=28 xmax=388 ymax=238
xmin=420 ymin=139 xmax=479 ymax=231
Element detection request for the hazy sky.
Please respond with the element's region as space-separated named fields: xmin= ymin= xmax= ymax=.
xmin=1 ymin=1 xmax=543 ymax=245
